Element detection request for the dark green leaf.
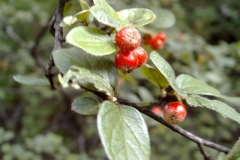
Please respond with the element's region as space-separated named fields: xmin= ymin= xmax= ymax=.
xmin=186 ymin=96 xmax=240 ymax=124
xmin=140 ymin=64 xmax=169 ymax=88
xmin=225 ymin=137 xmax=240 ymax=160
xmin=53 ymin=47 xmax=118 ymax=90
xmin=117 ymin=8 xmax=156 ymax=28
xmin=72 ymin=96 xmax=99 ymax=115
xmin=176 ymin=74 xmax=220 ymax=96
xmin=13 ymin=75 xmax=49 ymax=86
xmin=90 ymin=6 xmax=120 ymax=28
xmin=66 ymin=26 xmax=116 ymax=55
xmin=97 ymin=101 xmax=150 ymax=160
xmin=150 ymin=51 xmax=187 ymax=97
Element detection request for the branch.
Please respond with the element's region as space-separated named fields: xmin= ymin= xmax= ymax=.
xmin=117 ymin=96 xmax=230 ymax=154
xmin=197 ymin=143 xmax=214 ymax=160
xmin=45 ymin=0 xmax=70 ymax=90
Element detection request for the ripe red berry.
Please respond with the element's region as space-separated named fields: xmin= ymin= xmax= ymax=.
xmin=156 ymin=32 xmax=167 ymax=41
xmin=116 ymin=26 xmax=141 ymax=51
xmin=163 ymin=102 xmax=187 ymax=125
xmin=115 ymin=50 xmax=138 ymax=73
xmin=132 ymin=47 xmax=148 ymax=68
xmin=150 ymin=38 xmax=164 ymax=50
xmin=151 ymin=106 xmax=161 ymax=115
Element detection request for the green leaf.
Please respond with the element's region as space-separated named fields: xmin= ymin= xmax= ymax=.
xmin=225 ymin=137 xmax=240 ymax=160
xmin=66 ymin=26 xmax=116 ymax=55
xmin=117 ymin=8 xmax=156 ymax=28
xmin=97 ymin=101 xmax=150 ymax=160
xmin=63 ymin=2 xmax=72 ymax=16
xmin=150 ymin=51 xmax=187 ymax=97
xmin=186 ymin=96 xmax=240 ymax=124
xmin=93 ymin=0 xmax=118 ymax=19
xmin=53 ymin=47 xmax=118 ymax=90
xmin=176 ymin=74 xmax=220 ymax=96
xmin=79 ymin=0 xmax=89 ymax=10
xmin=74 ymin=10 xmax=90 ymax=22
xmin=59 ymin=66 xmax=114 ymax=96
xmin=72 ymin=96 xmax=99 ymax=115
xmin=218 ymin=96 xmax=240 ymax=107
xmin=140 ymin=64 xmax=169 ymax=88
xmin=13 ymin=75 xmax=49 ymax=86
xmin=60 ymin=16 xmax=78 ymax=27
xmin=151 ymin=8 xmax=175 ymax=28
xmin=90 ymin=6 xmax=120 ymax=28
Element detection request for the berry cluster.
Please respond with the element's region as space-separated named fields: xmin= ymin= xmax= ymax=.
xmin=115 ymin=27 xmax=148 ymax=73
xmin=144 ymin=32 xmax=167 ymax=50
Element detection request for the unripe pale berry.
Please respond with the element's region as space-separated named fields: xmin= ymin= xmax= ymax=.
xmin=132 ymin=47 xmax=148 ymax=68
xmin=115 ymin=26 xmax=141 ymax=51
xmin=163 ymin=102 xmax=187 ymax=125
xmin=115 ymin=50 xmax=138 ymax=73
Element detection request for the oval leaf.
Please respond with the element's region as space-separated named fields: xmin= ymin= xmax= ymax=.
xmin=151 ymin=8 xmax=175 ymax=28
xmin=117 ymin=8 xmax=156 ymax=28
xmin=150 ymin=51 xmax=187 ymax=97
xmin=72 ymin=96 xmax=99 ymax=115
xmin=66 ymin=26 xmax=116 ymax=55
xmin=79 ymin=0 xmax=90 ymax=10
xmin=97 ymin=101 xmax=150 ymax=160
xmin=186 ymin=96 xmax=240 ymax=124
xmin=90 ymin=6 xmax=120 ymax=28
xmin=13 ymin=75 xmax=49 ymax=86
xmin=140 ymin=64 xmax=169 ymax=88
xmin=53 ymin=47 xmax=118 ymax=90
xmin=176 ymin=74 xmax=220 ymax=96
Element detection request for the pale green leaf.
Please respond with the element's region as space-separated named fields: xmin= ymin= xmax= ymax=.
xmin=140 ymin=64 xmax=169 ymax=88
xmin=66 ymin=26 xmax=116 ymax=55
xmin=176 ymin=74 xmax=220 ymax=96
xmin=225 ymin=137 xmax=240 ymax=160
xmin=151 ymin=8 xmax=175 ymax=28
xmin=79 ymin=0 xmax=89 ymax=10
xmin=74 ymin=10 xmax=90 ymax=22
xmin=72 ymin=96 xmax=99 ymax=115
xmin=150 ymin=51 xmax=187 ymax=97
xmin=186 ymin=96 xmax=240 ymax=124
xmin=60 ymin=16 xmax=78 ymax=27
xmin=59 ymin=66 xmax=114 ymax=96
xmin=13 ymin=75 xmax=49 ymax=86
xmin=93 ymin=0 xmax=118 ymax=19
xmin=117 ymin=8 xmax=156 ymax=28
xmin=97 ymin=101 xmax=150 ymax=160
xmin=53 ymin=47 xmax=118 ymax=90
xmin=90 ymin=6 xmax=120 ymax=28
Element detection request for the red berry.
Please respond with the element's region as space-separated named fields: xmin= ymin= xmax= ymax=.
xmin=163 ymin=102 xmax=187 ymax=125
xmin=116 ymin=26 xmax=141 ymax=51
xmin=132 ymin=47 xmax=148 ymax=68
xmin=151 ymin=106 xmax=161 ymax=115
xmin=115 ymin=50 xmax=138 ymax=73
xmin=150 ymin=38 xmax=164 ymax=50
xmin=156 ymin=32 xmax=167 ymax=41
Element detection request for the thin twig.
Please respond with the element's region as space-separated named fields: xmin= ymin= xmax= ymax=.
xmin=197 ymin=143 xmax=214 ymax=160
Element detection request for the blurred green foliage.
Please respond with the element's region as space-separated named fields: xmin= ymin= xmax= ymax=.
xmin=0 ymin=0 xmax=239 ymax=159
